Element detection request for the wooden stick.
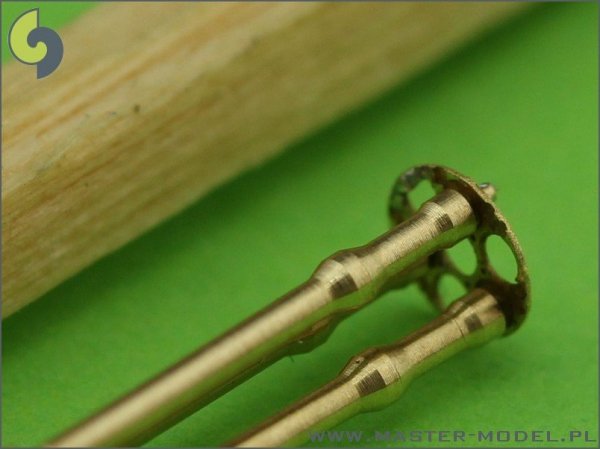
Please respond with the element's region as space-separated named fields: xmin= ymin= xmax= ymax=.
xmin=2 ymin=2 xmax=527 ymax=317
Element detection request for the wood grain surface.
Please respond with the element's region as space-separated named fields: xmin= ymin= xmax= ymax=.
xmin=2 ymin=2 xmax=527 ymax=317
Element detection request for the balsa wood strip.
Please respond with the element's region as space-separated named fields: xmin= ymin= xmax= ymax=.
xmin=2 ymin=3 xmax=527 ymax=317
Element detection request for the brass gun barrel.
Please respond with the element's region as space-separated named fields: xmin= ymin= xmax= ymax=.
xmin=48 ymin=165 xmax=529 ymax=447
xmin=232 ymin=288 xmax=505 ymax=447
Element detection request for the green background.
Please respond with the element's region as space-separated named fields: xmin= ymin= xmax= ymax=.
xmin=2 ymin=2 xmax=598 ymax=447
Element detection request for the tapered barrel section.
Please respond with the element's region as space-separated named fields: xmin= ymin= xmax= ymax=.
xmin=48 ymin=189 xmax=477 ymax=447
xmin=232 ymin=288 xmax=506 ymax=447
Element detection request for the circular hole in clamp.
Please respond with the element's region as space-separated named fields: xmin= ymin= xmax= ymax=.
xmin=438 ymin=274 xmax=467 ymax=306
xmin=408 ymin=180 xmax=436 ymax=210
xmin=485 ymin=234 xmax=519 ymax=281
xmin=446 ymin=238 xmax=477 ymax=276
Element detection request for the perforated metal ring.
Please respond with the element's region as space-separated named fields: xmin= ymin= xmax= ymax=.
xmin=388 ymin=165 xmax=530 ymax=334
